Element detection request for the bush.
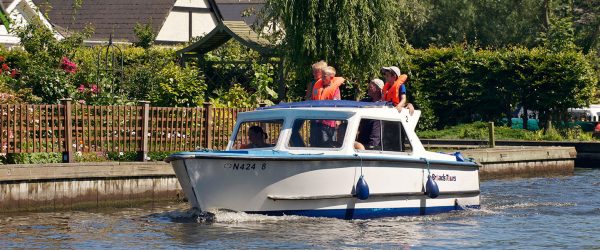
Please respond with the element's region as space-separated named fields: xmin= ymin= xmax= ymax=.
xmin=4 ymin=153 xmax=62 ymax=164
xmin=407 ymin=46 xmax=598 ymax=129
xmin=105 ymin=151 xmax=177 ymax=162
xmin=418 ymin=121 xmax=595 ymax=141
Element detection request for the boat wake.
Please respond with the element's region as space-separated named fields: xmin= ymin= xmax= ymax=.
xmin=152 ymin=207 xmax=319 ymax=224
xmin=150 ymin=207 xmax=215 ymax=223
xmin=492 ymin=201 xmax=577 ymax=210
xmin=209 ymin=209 xmax=311 ymax=223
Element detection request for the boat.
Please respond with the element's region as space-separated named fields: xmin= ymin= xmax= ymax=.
xmin=166 ymin=100 xmax=480 ymax=219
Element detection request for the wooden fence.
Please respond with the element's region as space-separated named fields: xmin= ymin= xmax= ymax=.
xmin=0 ymin=99 xmax=254 ymax=162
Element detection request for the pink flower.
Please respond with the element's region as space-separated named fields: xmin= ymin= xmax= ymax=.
xmin=60 ymin=57 xmax=78 ymax=74
xmin=1 ymin=63 xmax=9 ymax=71
xmin=9 ymin=69 xmax=18 ymax=78
xmin=78 ymin=84 xmax=85 ymax=93
xmin=78 ymin=99 xmax=86 ymax=104
xmin=90 ymin=84 xmax=98 ymax=93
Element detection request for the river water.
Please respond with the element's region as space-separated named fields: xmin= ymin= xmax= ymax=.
xmin=1 ymin=168 xmax=599 ymax=249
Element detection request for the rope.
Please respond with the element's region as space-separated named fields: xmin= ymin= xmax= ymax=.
xmin=421 ymin=157 xmax=431 ymax=175
xmin=354 ymin=153 xmax=363 ymax=176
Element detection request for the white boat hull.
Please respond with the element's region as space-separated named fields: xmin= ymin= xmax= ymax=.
xmin=171 ymin=156 xmax=480 ymax=219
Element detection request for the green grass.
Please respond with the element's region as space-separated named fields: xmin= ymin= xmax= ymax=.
xmin=418 ymin=121 xmax=595 ymax=141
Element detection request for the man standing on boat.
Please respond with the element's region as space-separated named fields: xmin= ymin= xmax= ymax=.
xmin=381 ymin=66 xmax=414 ymax=114
xmin=305 ymin=61 xmax=328 ymax=100
xmin=355 ymin=79 xmax=385 ymax=150
xmin=310 ymin=66 xmax=345 ymax=147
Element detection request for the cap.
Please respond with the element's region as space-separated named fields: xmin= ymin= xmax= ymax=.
xmin=380 ymin=66 xmax=401 ymax=77
xmin=370 ymin=78 xmax=384 ymax=89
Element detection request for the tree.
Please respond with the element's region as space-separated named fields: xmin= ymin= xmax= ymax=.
xmin=260 ymin=0 xmax=425 ymax=99
xmin=408 ymin=0 xmax=546 ymax=49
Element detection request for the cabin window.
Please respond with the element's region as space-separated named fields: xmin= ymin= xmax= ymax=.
xmin=355 ymin=119 xmax=412 ymax=153
xmin=288 ymin=119 xmax=348 ymax=148
xmin=232 ymin=119 xmax=284 ymax=149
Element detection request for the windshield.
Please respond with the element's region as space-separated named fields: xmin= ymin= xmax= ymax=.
xmin=288 ymin=118 xmax=348 ymax=148
xmin=232 ymin=120 xmax=284 ymax=149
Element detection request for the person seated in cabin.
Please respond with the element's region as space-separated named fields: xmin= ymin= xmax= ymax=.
xmin=355 ymin=79 xmax=384 ymax=150
xmin=240 ymin=126 xmax=271 ymax=149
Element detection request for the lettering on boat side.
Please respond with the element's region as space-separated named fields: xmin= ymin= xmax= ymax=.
xmin=431 ymin=174 xmax=456 ymax=181
xmin=224 ymin=162 xmax=267 ymax=171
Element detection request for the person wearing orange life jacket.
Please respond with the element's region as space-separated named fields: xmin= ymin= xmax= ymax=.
xmin=305 ymin=61 xmax=328 ymax=100
xmin=309 ymin=66 xmax=346 ymax=147
xmin=311 ymin=66 xmax=345 ymax=101
xmin=381 ymin=66 xmax=414 ymax=114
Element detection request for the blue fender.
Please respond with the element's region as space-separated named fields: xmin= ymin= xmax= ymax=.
xmin=425 ymin=175 xmax=440 ymax=198
xmin=356 ymin=175 xmax=370 ymax=200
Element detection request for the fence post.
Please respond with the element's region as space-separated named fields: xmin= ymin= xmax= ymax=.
xmin=488 ymin=122 xmax=495 ymax=148
xmin=138 ymin=101 xmax=150 ymax=161
xmin=60 ymin=98 xmax=74 ymax=163
xmin=203 ymin=102 xmax=213 ymax=149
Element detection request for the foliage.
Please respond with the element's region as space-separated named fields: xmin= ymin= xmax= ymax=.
xmin=4 ymin=152 xmax=62 ymax=164
xmin=75 ymin=152 xmax=109 ymax=162
xmin=105 ymin=151 xmax=176 ymax=162
xmin=539 ymin=17 xmax=578 ymax=52
xmin=210 ymin=84 xmax=255 ymax=108
xmin=261 ymin=0 xmax=411 ymax=99
xmin=203 ymin=40 xmax=280 ymax=106
xmin=418 ymin=121 xmax=596 ymax=141
xmin=407 ymin=46 xmax=597 ymax=130
xmin=133 ymin=23 xmax=156 ymax=49
xmin=10 ymin=20 xmax=91 ymax=104
xmin=148 ymin=62 xmax=207 ymax=107
xmin=406 ymin=0 xmax=599 ymax=53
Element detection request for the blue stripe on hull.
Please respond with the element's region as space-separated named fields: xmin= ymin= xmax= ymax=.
xmin=247 ymin=205 xmax=479 ymax=219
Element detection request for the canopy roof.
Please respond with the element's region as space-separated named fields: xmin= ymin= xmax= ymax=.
xmin=177 ymin=20 xmax=275 ymax=56
xmin=257 ymin=101 xmax=395 ymax=110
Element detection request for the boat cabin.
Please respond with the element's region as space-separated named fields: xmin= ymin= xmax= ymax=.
xmin=226 ymin=100 xmax=428 ymax=156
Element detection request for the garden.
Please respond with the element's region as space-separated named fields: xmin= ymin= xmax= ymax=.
xmin=1 ymin=0 xmax=599 ymax=163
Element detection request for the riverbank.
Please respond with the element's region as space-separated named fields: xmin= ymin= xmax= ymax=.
xmin=0 ymin=146 xmax=576 ymax=212
xmin=0 ymin=162 xmax=182 ymax=212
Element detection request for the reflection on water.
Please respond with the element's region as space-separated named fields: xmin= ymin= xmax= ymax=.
xmin=1 ymin=169 xmax=600 ymax=249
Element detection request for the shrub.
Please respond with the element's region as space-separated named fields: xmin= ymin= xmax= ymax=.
xmin=5 ymin=153 xmax=62 ymax=164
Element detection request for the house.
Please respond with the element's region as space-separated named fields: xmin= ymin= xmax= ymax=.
xmin=0 ymin=0 xmax=61 ymax=46
xmin=0 ymin=0 xmax=263 ymax=46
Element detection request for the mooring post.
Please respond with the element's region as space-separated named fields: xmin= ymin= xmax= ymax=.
xmin=138 ymin=101 xmax=150 ymax=162
xmin=203 ymin=102 xmax=213 ymax=149
xmin=488 ymin=122 xmax=495 ymax=148
xmin=60 ymin=98 xmax=74 ymax=163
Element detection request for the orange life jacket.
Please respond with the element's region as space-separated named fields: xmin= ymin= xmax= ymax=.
xmin=383 ymin=74 xmax=408 ymax=106
xmin=311 ymin=77 xmax=345 ymax=100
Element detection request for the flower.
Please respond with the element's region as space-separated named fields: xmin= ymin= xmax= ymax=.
xmin=78 ymin=99 xmax=86 ymax=104
xmin=90 ymin=84 xmax=98 ymax=93
xmin=60 ymin=56 xmax=78 ymax=74
xmin=9 ymin=69 xmax=18 ymax=78
xmin=78 ymin=84 xmax=85 ymax=93
xmin=1 ymin=63 xmax=9 ymax=72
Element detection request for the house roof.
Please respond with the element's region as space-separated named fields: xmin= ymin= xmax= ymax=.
xmin=178 ymin=20 xmax=275 ymax=56
xmin=32 ymin=0 xmax=176 ymax=42
xmin=215 ymin=0 xmax=264 ymax=26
